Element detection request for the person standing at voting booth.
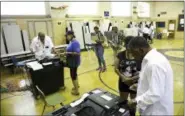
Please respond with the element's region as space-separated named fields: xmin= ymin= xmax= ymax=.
xmin=61 ymin=31 xmax=81 ymax=96
xmin=142 ymin=25 xmax=150 ymax=43
xmin=149 ymin=22 xmax=155 ymax=43
xmin=115 ymin=36 xmax=141 ymax=116
xmin=138 ymin=23 xmax=143 ymax=37
xmin=93 ymin=26 xmax=106 ymax=72
xmin=128 ymin=36 xmax=173 ymax=115
xmin=30 ymin=32 xmax=57 ymax=61
xmin=108 ymin=26 xmax=124 ymax=66
xmin=129 ymin=22 xmax=134 ymax=28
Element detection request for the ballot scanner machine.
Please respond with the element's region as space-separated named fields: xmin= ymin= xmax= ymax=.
xmin=49 ymin=88 xmax=130 ymax=116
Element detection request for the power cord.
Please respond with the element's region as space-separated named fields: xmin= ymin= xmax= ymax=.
xmin=98 ymin=70 xmax=119 ymax=94
xmin=0 ymin=84 xmax=28 ymax=101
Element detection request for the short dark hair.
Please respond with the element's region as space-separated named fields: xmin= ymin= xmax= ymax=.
xmin=124 ymin=36 xmax=134 ymax=48
xmin=38 ymin=32 xmax=45 ymax=37
xmin=66 ymin=31 xmax=74 ymax=35
xmin=112 ymin=26 xmax=118 ymax=30
xmin=128 ymin=36 xmax=150 ymax=49
xmin=94 ymin=26 xmax=99 ymax=30
xmin=127 ymin=24 xmax=131 ymax=28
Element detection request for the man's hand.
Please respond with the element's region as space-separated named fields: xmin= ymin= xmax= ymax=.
xmin=55 ymin=51 xmax=61 ymax=57
xmin=128 ymin=99 xmax=137 ymax=109
xmin=52 ymin=48 xmax=57 ymax=54
xmin=129 ymin=83 xmax=138 ymax=92
xmin=131 ymin=75 xmax=139 ymax=83
xmin=123 ymin=78 xmax=134 ymax=86
xmin=121 ymin=75 xmax=135 ymax=86
xmin=60 ymin=52 xmax=66 ymax=56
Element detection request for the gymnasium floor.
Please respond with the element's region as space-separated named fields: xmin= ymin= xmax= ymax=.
xmin=1 ymin=38 xmax=184 ymax=115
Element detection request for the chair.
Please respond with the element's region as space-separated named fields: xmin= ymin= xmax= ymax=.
xmin=11 ymin=56 xmax=25 ymax=74
xmin=36 ymin=85 xmax=65 ymax=116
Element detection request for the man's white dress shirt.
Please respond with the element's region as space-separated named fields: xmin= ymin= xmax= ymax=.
xmin=30 ymin=36 xmax=54 ymax=60
xmin=143 ymin=27 xmax=150 ymax=35
xmin=136 ymin=49 xmax=173 ymax=115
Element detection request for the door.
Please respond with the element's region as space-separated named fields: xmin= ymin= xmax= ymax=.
xmin=168 ymin=20 xmax=176 ymax=39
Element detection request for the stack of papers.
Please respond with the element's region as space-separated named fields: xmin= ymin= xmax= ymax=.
xmin=42 ymin=62 xmax=52 ymax=66
xmin=92 ymin=89 xmax=102 ymax=94
xmin=26 ymin=61 xmax=43 ymax=71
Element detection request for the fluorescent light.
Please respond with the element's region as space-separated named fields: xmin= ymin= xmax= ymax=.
xmin=1 ymin=2 xmax=46 ymax=15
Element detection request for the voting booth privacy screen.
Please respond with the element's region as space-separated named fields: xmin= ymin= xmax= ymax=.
xmin=1 ymin=25 xmax=30 ymax=56
xmin=1 ymin=33 xmax=6 ymax=56
xmin=3 ymin=25 xmax=24 ymax=54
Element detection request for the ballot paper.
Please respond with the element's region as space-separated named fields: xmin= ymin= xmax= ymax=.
xmin=70 ymin=93 xmax=90 ymax=107
xmin=119 ymin=108 xmax=126 ymax=113
xmin=92 ymin=89 xmax=102 ymax=94
xmin=42 ymin=62 xmax=52 ymax=66
xmin=26 ymin=61 xmax=43 ymax=71
xmin=101 ymin=94 xmax=112 ymax=101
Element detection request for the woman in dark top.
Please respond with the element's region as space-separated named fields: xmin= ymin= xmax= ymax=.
xmin=61 ymin=31 xmax=81 ymax=96
xmin=115 ymin=36 xmax=141 ymax=116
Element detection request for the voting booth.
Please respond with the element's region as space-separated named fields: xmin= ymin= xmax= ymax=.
xmin=0 ymin=24 xmax=33 ymax=67
xmin=66 ymin=21 xmax=85 ymax=50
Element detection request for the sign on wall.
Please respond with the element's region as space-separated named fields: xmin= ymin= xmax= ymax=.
xmin=178 ymin=14 xmax=184 ymax=31
xmin=104 ymin=11 xmax=109 ymax=18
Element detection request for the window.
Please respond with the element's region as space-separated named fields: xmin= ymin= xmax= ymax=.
xmin=1 ymin=2 xmax=46 ymax=15
xmin=111 ymin=2 xmax=131 ymax=17
xmin=67 ymin=2 xmax=98 ymax=15
xmin=137 ymin=2 xmax=150 ymax=17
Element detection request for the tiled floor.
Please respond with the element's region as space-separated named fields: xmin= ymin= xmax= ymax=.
xmin=1 ymin=38 xmax=184 ymax=115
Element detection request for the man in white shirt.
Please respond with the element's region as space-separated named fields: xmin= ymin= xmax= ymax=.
xmin=124 ymin=24 xmax=133 ymax=37
xmin=138 ymin=23 xmax=143 ymax=37
xmin=127 ymin=36 xmax=173 ymax=115
xmin=30 ymin=32 xmax=56 ymax=60
xmin=142 ymin=25 xmax=150 ymax=39
xmin=149 ymin=23 xmax=155 ymax=43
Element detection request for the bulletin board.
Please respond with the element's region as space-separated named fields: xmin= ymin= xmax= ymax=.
xmin=177 ymin=14 xmax=184 ymax=31
xmin=168 ymin=20 xmax=176 ymax=39
xmin=156 ymin=22 xmax=165 ymax=28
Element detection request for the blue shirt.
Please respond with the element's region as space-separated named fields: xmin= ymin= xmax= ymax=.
xmin=66 ymin=39 xmax=81 ymax=68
